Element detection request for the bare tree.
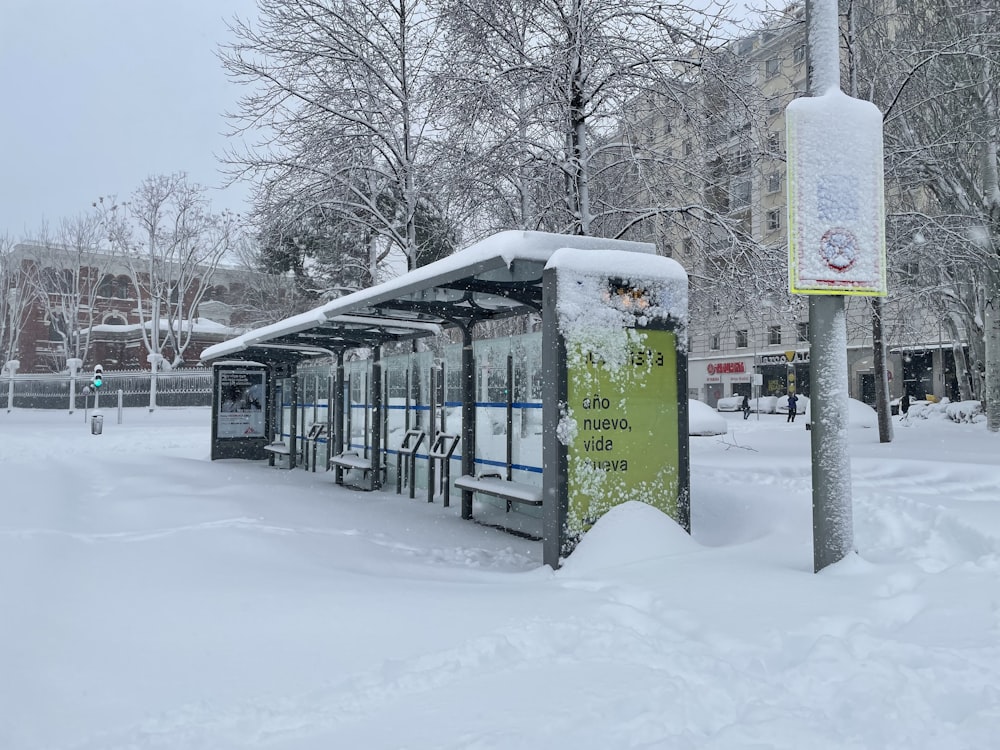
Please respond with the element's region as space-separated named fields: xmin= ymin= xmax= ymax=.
xmin=98 ymin=174 xmax=240 ymax=369
xmin=437 ymin=0 xmax=728 ymax=237
xmin=0 ymin=235 xmax=34 ymax=369
xmin=229 ymin=233 xmax=322 ymax=327
xmin=854 ymin=0 xmax=1000 ymax=429
xmin=23 ymin=216 xmax=114 ymax=371
xmin=221 ymin=0 xmax=455 ymax=278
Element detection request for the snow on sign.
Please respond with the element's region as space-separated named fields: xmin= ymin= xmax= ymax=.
xmin=786 ymin=90 xmax=887 ymax=295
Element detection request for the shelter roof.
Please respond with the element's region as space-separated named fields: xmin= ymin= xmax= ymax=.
xmin=201 ymin=231 xmax=656 ymax=364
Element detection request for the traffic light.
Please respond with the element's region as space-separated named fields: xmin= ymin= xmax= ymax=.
xmin=92 ymin=364 xmax=104 ymax=389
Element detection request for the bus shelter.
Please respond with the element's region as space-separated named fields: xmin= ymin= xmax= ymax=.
xmin=202 ymin=231 xmax=689 ymax=567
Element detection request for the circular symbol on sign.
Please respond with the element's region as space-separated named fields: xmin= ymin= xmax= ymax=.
xmin=707 ymin=363 xmax=715 ymax=375
xmin=820 ymin=228 xmax=858 ymax=272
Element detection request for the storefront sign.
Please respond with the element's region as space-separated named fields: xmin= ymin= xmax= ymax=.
xmin=759 ymin=351 xmax=810 ymax=365
xmin=707 ymin=361 xmax=745 ymax=375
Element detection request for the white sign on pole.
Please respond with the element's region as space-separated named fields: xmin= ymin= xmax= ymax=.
xmin=786 ymin=90 xmax=886 ymax=296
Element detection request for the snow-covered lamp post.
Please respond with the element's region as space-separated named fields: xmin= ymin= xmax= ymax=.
xmin=788 ymin=0 xmax=887 ymax=572
xmin=147 ymin=353 xmax=163 ymax=412
xmin=3 ymin=359 xmax=19 ymax=413
xmin=67 ymin=357 xmax=83 ymax=414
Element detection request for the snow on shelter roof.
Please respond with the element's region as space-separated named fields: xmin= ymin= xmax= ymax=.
xmin=200 ymin=231 xmax=657 ymax=364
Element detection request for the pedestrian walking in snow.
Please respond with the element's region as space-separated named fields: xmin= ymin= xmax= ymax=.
xmin=900 ymin=392 xmax=910 ymax=421
xmin=786 ymin=392 xmax=798 ymax=423
xmin=741 ymin=394 xmax=751 ymax=420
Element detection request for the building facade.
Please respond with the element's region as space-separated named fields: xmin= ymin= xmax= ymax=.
xmin=601 ymin=7 xmax=967 ymax=408
xmin=4 ymin=242 xmax=278 ymax=374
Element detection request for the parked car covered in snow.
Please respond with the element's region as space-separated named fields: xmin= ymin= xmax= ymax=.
xmin=716 ymin=395 xmax=779 ymax=413
xmin=804 ymin=397 xmax=877 ymax=429
xmin=688 ymin=399 xmax=727 ymax=436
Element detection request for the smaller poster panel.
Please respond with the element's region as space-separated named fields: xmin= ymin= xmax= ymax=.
xmin=786 ymin=91 xmax=887 ymax=296
xmin=217 ymin=369 xmax=266 ymax=438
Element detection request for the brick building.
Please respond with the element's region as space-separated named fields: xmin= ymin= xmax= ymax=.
xmin=5 ymin=242 xmax=277 ymax=374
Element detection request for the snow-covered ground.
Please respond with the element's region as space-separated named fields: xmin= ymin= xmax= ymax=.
xmin=2 ymin=407 xmax=999 ymax=749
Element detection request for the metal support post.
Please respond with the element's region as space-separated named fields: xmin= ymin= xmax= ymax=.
xmin=371 ymin=347 xmax=383 ymax=490
xmin=505 ymin=353 xmax=514 ymax=481
xmin=460 ymin=325 xmax=476 ymax=520
xmin=427 ymin=366 xmax=437 ymax=503
xmin=804 ymin=0 xmax=855 ymax=572
xmin=334 ymin=353 xmax=345 ymax=483
xmin=809 ymin=295 xmax=854 ymax=571
xmin=289 ymin=371 xmax=299 ymax=470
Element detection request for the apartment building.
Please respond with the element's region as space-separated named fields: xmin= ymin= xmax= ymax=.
xmin=603 ymin=9 xmax=966 ymax=408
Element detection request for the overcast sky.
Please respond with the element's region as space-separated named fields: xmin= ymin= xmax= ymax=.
xmin=1 ymin=1 xmax=258 ymax=238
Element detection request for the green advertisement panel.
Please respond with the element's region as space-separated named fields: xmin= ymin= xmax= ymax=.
xmin=565 ymin=328 xmax=679 ymax=535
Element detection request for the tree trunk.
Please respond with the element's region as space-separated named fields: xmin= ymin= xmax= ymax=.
xmin=871 ymin=297 xmax=893 ymax=442
xmin=944 ymin=314 xmax=973 ymax=401
xmin=985 ymin=267 xmax=1000 ymax=431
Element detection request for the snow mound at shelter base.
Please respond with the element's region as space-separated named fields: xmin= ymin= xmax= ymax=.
xmin=558 ymin=501 xmax=697 ymax=575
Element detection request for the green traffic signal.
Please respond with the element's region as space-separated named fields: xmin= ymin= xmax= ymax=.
xmin=93 ymin=376 xmax=103 ymax=388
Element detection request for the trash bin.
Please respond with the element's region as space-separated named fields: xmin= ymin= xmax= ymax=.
xmin=91 ymin=414 xmax=104 ymax=435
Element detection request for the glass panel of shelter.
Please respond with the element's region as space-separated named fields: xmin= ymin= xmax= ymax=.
xmin=290 ymin=332 xmax=545 ymax=526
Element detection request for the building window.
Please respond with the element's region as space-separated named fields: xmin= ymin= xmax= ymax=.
xmin=768 ymin=325 xmax=782 ymax=345
xmin=736 ymin=329 xmax=749 ymax=348
xmin=767 ymin=131 xmax=781 ymax=153
xmin=115 ymin=275 xmax=130 ymax=299
xmin=767 ymin=208 xmax=782 ymax=232
xmin=683 ymin=140 xmax=693 ymax=156
xmin=767 ymin=172 xmax=781 ymax=193
xmin=661 ymin=243 xmax=674 ymax=258
xmin=794 ymin=45 xmax=806 ymax=64
xmin=768 ymin=97 xmax=782 ymax=116
xmin=683 ymin=236 xmax=695 ymax=257
xmin=41 ymin=268 xmax=63 ymax=293
xmin=731 ymin=150 xmax=751 ymax=174
xmin=710 ymin=334 xmax=721 ymax=351
xmin=731 ymin=177 xmax=751 ymax=209
xmin=765 ymin=57 xmax=780 ymax=79
xmin=797 ymin=321 xmax=809 ymax=342
xmin=97 ymin=274 xmax=116 ymax=298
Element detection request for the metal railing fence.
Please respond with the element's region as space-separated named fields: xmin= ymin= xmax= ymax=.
xmin=2 ymin=368 xmax=213 ymax=409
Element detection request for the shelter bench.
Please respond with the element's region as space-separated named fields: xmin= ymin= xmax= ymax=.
xmin=453 ymin=472 xmax=542 ymax=512
xmin=328 ymin=452 xmax=377 ymax=491
xmin=263 ymin=441 xmax=292 ymax=469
